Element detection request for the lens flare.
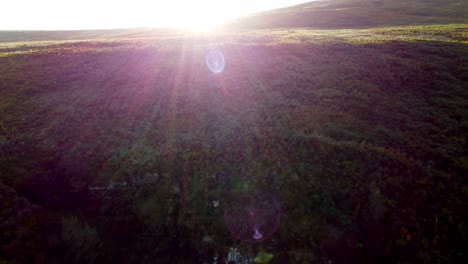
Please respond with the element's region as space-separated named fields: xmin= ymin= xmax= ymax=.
xmin=206 ymin=48 xmax=225 ymax=73
xmin=224 ymin=193 xmax=280 ymax=243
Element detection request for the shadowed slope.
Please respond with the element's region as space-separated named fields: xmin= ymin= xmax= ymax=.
xmin=229 ymin=0 xmax=468 ymax=29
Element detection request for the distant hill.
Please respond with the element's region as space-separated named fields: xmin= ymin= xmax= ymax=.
xmin=228 ymin=0 xmax=468 ymax=29
xmin=0 ymin=28 xmax=177 ymax=43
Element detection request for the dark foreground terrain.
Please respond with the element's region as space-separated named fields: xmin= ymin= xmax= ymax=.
xmin=1 ymin=1 xmax=467 ymax=263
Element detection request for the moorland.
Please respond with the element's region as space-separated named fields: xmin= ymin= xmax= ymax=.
xmin=1 ymin=0 xmax=467 ymax=263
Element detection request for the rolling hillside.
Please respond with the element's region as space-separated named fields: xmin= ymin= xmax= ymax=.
xmin=230 ymin=0 xmax=468 ymax=29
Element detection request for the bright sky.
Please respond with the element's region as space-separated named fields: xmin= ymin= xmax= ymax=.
xmin=1 ymin=0 xmax=313 ymax=30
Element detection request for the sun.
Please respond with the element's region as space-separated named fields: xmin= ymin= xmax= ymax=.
xmin=177 ymin=16 xmax=221 ymax=33
xmin=166 ymin=1 xmax=240 ymax=32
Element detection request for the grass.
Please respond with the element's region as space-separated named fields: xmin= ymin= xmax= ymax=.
xmin=1 ymin=2 xmax=467 ymax=264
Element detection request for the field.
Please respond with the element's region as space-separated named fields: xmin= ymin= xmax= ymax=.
xmin=1 ymin=1 xmax=468 ymax=263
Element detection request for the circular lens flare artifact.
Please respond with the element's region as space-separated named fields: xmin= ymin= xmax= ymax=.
xmin=253 ymin=226 xmax=263 ymax=240
xmin=206 ymin=48 xmax=225 ymax=73
xmin=224 ymin=193 xmax=280 ymax=243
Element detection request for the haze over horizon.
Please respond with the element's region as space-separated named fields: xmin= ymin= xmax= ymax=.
xmin=1 ymin=0 xmax=316 ymax=30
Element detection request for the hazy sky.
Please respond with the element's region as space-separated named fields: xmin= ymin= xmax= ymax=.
xmin=1 ymin=0 xmax=314 ymax=30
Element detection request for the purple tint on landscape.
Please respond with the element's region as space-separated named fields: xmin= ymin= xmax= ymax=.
xmin=224 ymin=193 xmax=280 ymax=243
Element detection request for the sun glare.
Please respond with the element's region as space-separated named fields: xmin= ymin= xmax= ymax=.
xmin=1 ymin=1 xmax=312 ymax=30
xmin=164 ymin=1 xmax=243 ymax=32
xmin=176 ymin=16 xmax=221 ymax=33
